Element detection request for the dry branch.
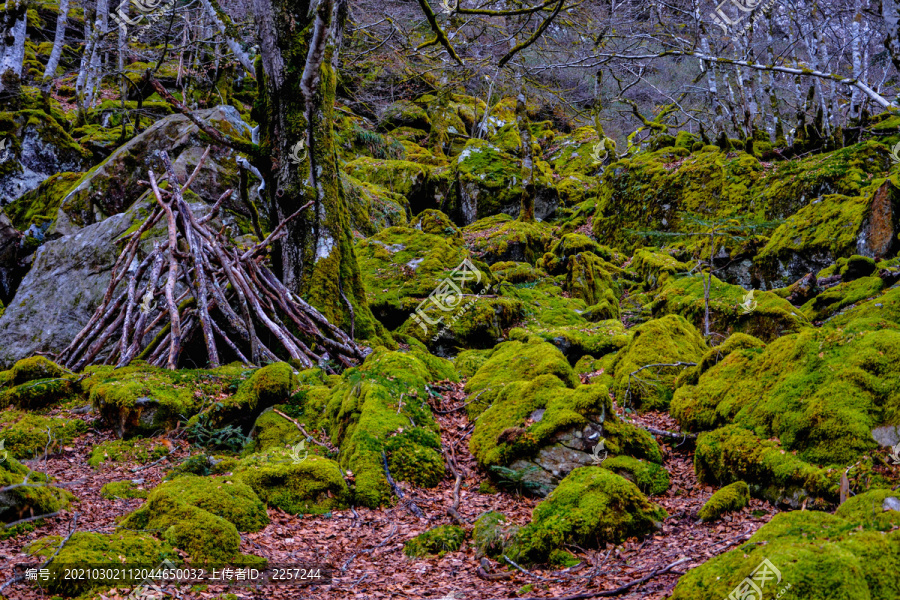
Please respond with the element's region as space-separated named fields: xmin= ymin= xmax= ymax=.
xmin=56 ymin=149 xmax=364 ymax=373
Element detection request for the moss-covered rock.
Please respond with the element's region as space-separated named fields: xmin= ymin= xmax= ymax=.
xmin=0 ymin=411 xmax=86 ymax=459
xmin=537 ymin=233 xmax=614 ymax=275
xmin=464 ymin=339 xmax=579 ymax=417
xmin=453 ymin=348 xmax=492 ymax=378
xmin=234 ymin=452 xmax=350 ymax=515
xmin=410 ymin=209 xmax=463 ymax=243
xmin=342 ymin=173 xmax=409 ymax=236
xmin=25 ymin=531 xmax=174 ymax=595
xmin=675 ymin=332 xmax=766 ymax=387
xmin=801 ymin=274 xmax=886 ymax=322
xmin=519 ymin=319 xmax=630 ymax=364
xmin=306 ymin=348 xmax=455 ymax=507
xmin=608 ymin=315 xmax=707 ymax=409
xmin=835 ymin=488 xmax=900 ymax=529
xmin=120 ymin=474 xmax=269 ymax=533
xmin=671 ymin=323 xmax=900 ymax=466
xmin=648 ymin=275 xmax=810 ymax=341
xmin=511 ymin=467 xmax=666 ymax=565
xmin=697 ymin=481 xmax=750 ymax=521
xmin=565 ymin=252 xmax=619 ymax=307
xmin=671 ymin=508 xmax=900 ymax=600
xmin=403 ymin=524 xmax=466 ymax=558
xmin=343 ymin=157 xmax=448 ymax=214
xmin=464 ymin=214 xmax=555 ymax=265
xmin=694 ymin=425 xmax=839 ymax=508
xmin=203 ymin=362 xmax=296 ymax=428
xmin=84 ymin=363 xmax=250 ymax=437
xmin=601 ymin=455 xmax=670 ymax=495
xmin=472 ymin=511 xmax=520 ymax=559
xmin=0 ymin=457 xmax=73 ymax=523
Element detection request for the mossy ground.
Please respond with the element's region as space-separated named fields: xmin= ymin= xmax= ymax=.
xmin=0 ymin=410 xmax=86 ymax=459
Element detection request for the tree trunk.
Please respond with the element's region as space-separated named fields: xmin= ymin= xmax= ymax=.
xmin=252 ymin=0 xmax=383 ymax=342
xmin=0 ymin=0 xmax=27 ymax=94
xmin=43 ymin=0 xmax=71 ymax=81
xmin=883 ymin=0 xmax=900 ymax=73
xmin=515 ymin=92 xmax=534 ymax=222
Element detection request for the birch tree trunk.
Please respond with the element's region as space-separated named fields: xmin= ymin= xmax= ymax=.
xmin=0 ymin=0 xmax=27 ymax=94
xmin=43 ymin=0 xmax=71 ymax=81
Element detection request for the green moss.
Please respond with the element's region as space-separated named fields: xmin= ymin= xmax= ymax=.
xmin=244 ymin=407 xmax=307 ymax=454
xmin=694 ymin=425 xmax=839 ymax=507
xmin=454 ymin=349 xmax=492 ymax=378
xmin=464 ymin=339 xmax=579 ymax=417
xmin=835 ymin=488 xmax=900 ymax=529
xmin=384 ymin=427 xmax=445 ymax=487
xmin=25 ymin=531 xmax=174 ymax=595
xmin=100 ymin=480 xmax=149 ymax=500
xmin=316 ymin=348 xmax=450 ymax=507
xmin=120 ymin=474 xmax=269 ymax=533
xmin=600 ymin=419 xmax=664 ymax=464
xmin=0 ymin=411 xmax=86 ymax=459
xmin=87 ymin=438 xmax=170 ymax=468
xmin=564 ymin=252 xmax=620 ymax=307
xmin=601 ymin=455 xmax=670 ymax=495
xmin=802 ymin=275 xmax=886 ymax=322
xmin=511 ymin=467 xmax=666 ymax=565
xmin=235 ymin=452 xmax=350 ymax=514
xmin=697 ymin=481 xmax=750 ymax=521
xmin=205 ymin=362 xmax=296 ymax=428
xmin=472 ymin=511 xmax=520 ymax=559
xmin=3 ymin=172 xmax=82 ymax=229
xmin=0 ymin=377 xmax=78 ymax=409
xmin=0 ymin=457 xmax=73 ymax=523
xmin=675 ymin=332 xmax=766 ymax=387
xmin=608 ymin=315 xmax=707 ymax=409
xmin=464 ymin=215 xmax=555 ymax=265
xmin=470 ymin=376 xmax=609 ymax=468
xmin=672 ymin=507 xmax=900 ymax=600
xmin=537 ymin=233 xmax=614 ymax=275
xmin=2 ymin=356 xmax=70 ymax=387
xmin=671 ymin=324 xmax=900 ymax=466
xmin=648 ymin=275 xmax=810 ymax=341
xmin=411 ymin=209 xmax=463 ymax=243
xmin=403 ymin=524 xmax=466 ymax=558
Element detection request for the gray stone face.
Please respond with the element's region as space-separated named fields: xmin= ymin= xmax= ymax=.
xmin=883 ymin=496 xmax=900 ymax=512
xmin=0 ymin=111 xmax=91 ymax=205
xmin=871 ymin=425 xmax=900 ymax=447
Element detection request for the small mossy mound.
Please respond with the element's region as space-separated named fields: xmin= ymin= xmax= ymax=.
xmin=671 ymin=323 xmax=900 ymax=466
xmin=694 ymin=425 xmax=839 ymax=508
xmin=203 ymin=362 xmax=296 ymax=428
xmin=403 ymin=524 xmax=467 ymax=558
xmin=835 ymin=488 xmax=900 ymax=529
xmin=0 ymin=411 xmax=86 ymax=459
xmin=0 ymin=356 xmax=77 ymax=409
xmin=490 ymin=261 xmax=547 ymax=284
xmin=801 ymin=274 xmax=886 ymax=322
xmin=671 ymin=508 xmax=900 ymax=600
xmin=235 ymin=452 xmax=350 ymax=515
xmin=0 ymin=457 xmax=73 ymax=523
xmin=648 ymin=275 xmax=810 ymax=341
xmin=120 ymin=474 xmax=269 ymax=533
xmin=565 ymin=252 xmax=620 ymax=307
xmin=697 ymin=481 xmax=750 ymax=522
xmin=601 ymin=455 xmax=670 ymax=495
xmin=403 ymin=294 xmax=524 ymax=352
xmin=87 ymin=437 xmax=170 ymax=467
xmin=631 ymin=249 xmax=691 ymax=289
xmin=4 ymin=356 xmax=70 ymax=384
xmin=464 ymin=339 xmax=579 ymax=417
xmin=384 ymin=427 xmax=445 ymax=488
xmin=608 ymin=315 xmax=707 ymax=410
xmin=244 ymin=407 xmax=308 ymax=454
xmin=0 ymin=377 xmax=78 ymax=409
xmin=411 ymin=209 xmax=463 ymax=243
xmin=100 ymin=480 xmax=148 ymax=500
xmin=519 ymin=319 xmax=630 ymax=364
xmin=25 ymin=531 xmax=174 ymax=595
xmin=511 ymin=467 xmax=666 ymax=565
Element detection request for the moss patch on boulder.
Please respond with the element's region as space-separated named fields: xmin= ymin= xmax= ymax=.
xmin=0 ymin=411 xmax=86 ymax=459
xmin=235 ymin=452 xmax=350 ymax=515
xmin=0 ymin=457 xmax=73 ymax=524
xmin=697 ymin=481 xmax=750 ymax=521
xmin=511 ymin=467 xmax=666 ymax=565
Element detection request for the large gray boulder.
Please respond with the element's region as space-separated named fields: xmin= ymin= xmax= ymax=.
xmin=51 ymin=105 xmax=253 ymax=236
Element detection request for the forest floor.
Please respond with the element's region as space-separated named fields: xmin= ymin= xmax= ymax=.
xmin=0 ymin=383 xmax=780 ymax=600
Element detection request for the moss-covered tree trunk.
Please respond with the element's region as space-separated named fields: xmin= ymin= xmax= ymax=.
xmin=253 ymin=0 xmax=384 ymax=343
xmin=515 ymin=93 xmax=534 ymax=222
